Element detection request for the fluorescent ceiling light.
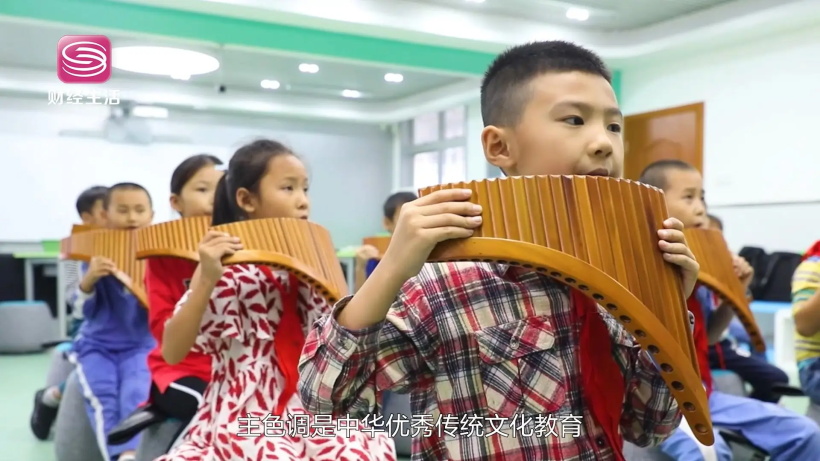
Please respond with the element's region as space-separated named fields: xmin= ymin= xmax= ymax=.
xmin=261 ymin=79 xmax=281 ymax=90
xmin=131 ymin=105 xmax=168 ymax=118
xmin=342 ymin=89 xmax=361 ymax=98
xmin=113 ymin=46 xmax=219 ymax=77
xmin=299 ymin=63 xmax=319 ymax=73
xmin=566 ymin=7 xmax=590 ymax=21
xmin=384 ymin=73 xmax=404 ymax=83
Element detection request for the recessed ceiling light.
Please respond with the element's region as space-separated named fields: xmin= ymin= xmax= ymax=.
xmin=298 ymin=63 xmax=319 ymax=73
xmin=112 ymin=46 xmax=219 ymax=77
xmin=261 ymin=79 xmax=281 ymax=90
xmin=342 ymin=89 xmax=361 ymax=98
xmin=566 ymin=7 xmax=590 ymax=21
xmin=384 ymin=73 xmax=404 ymax=83
xmin=171 ymin=73 xmax=190 ymax=81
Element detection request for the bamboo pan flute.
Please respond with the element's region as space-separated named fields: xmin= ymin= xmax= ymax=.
xmin=136 ymin=216 xmax=348 ymax=304
xmin=418 ymin=175 xmax=713 ymax=445
xmin=60 ymin=224 xmax=96 ymax=258
xmin=362 ymin=236 xmax=390 ymax=257
xmin=61 ymin=226 xmax=148 ymax=309
xmin=684 ymin=228 xmax=765 ymax=352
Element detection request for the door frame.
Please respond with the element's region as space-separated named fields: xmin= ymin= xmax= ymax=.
xmin=624 ymin=102 xmax=705 ymax=177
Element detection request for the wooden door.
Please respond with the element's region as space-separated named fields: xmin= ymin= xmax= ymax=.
xmin=623 ymin=102 xmax=704 ymax=180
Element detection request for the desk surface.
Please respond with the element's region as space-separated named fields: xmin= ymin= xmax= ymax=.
xmin=751 ymin=300 xmax=791 ymax=314
xmin=13 ymin=252 xmax=60 ymax=260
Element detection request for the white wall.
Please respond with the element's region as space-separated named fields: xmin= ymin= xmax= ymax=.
xmin=621 ymin=25 xmax=820 ymax=254
xmin=0 ymin=96 xmax=393 ymax=249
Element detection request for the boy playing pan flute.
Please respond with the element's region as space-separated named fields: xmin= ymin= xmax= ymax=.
xmin=299 ymin=41 xmax=697 ymax=460
xmin=71 ymin=183 xmax=156 ymax=461
xmin=641 ymin=160 xmax=820 ymax=460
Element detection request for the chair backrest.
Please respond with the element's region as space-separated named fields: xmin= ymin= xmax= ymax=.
xmin=757 ymin=252 xmax=803 ymax=302
xmin=774 ymin=308 xmax=797 ymax=369
xmin=739 ymin=246 xmax=770 ymax=298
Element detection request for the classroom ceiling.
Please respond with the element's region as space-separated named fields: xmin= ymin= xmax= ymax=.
xmin=411 ymin=0 xmax=741 ymax=31
xmin=0 ymin=21 xmax=465 ymax=103
xmin=0 ymin=0 xmax=816 ymax=124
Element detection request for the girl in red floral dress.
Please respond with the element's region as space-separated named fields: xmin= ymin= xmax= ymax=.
xmin=156 ymin=139 xmax=396 ymax=461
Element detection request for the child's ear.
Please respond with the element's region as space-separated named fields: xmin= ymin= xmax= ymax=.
xmin=79 ymin=211 xmax=92 ymax=225
xmin=169 ymin=194 xmax=182 ymax=214
xmin=382 ymin=217 xmax=393 ymax=233
xmin=482 ymin=125 xmax=516 ymax=173
xmin=235 ymin=187 xmax=256 ymax=215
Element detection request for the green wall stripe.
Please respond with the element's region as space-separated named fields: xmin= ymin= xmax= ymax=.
xmin=612 ymin=70 xmax=622 ymax=105
xmin=0 ymin=0 xmax=496 ymax=75
xmin=0 ymin=0 xmax=622 ymax=101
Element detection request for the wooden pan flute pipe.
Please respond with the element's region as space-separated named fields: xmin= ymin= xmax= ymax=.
xmin=418 ymin=175 xmax=714 ymax=445
xmin=60 ymin=226 xmax=149 ymax=309
xmin=362 ymin=236 xmax=390 ymax=259
xmin=683 ymin=228 xmax=765 ymax=353
xmin=136 ymin=217 xmax=349 ymax=304
xmin=60 ymin=224 xmax=97 ymax=259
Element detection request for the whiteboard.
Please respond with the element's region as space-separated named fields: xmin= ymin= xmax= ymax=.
xmin=0 ymin=133 xmax=229 ymax=241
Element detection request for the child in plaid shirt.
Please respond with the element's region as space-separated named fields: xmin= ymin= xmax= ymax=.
xmin=299 ymin=40 xmax=698 ymax=461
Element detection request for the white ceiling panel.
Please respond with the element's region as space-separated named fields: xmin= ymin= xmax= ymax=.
xmin=409 ymin=0 xmax=741 ymax=31
xmin=0 ymin=20 xmax=466 ymax=103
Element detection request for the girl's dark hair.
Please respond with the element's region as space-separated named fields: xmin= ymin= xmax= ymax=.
xmin=170 ymin=154 xmax=223 ymax=195
xmin=212 ymin=139 xmax=294 ymax=226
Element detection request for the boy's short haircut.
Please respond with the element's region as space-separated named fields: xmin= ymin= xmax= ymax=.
xmin=480 ymin=40 xmax=612 ymax=128
xmin=638 ymin=159 xmax=696 ymax=191
xmin=76 ymin=186 xmax=108 ymax=216
xmin=383 ymin=192 xmax=418 ymax=220
xmin=104 ymin=182 xmax=153 ymax=209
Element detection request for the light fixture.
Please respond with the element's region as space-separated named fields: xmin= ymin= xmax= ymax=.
xmin=131 ymin=105 xmax=169 ymax=119
xmin=384 ymin=73 xmax=404 ymax=83
xmin=260 ymin=79 xmax=281 ymax=90
xmin=298 ymin=63 xmax=319 ymax=74
xmin=566 ymin=7 xmax=590 ymax=21
xmin=112 ymin=46 xmax=220 ymax=78
xmin=342 ymin=89 xmax=361 ymax=98
xmin=465 ymin=0 xmax=485 ymax=3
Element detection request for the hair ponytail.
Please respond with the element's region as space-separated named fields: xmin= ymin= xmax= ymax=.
xmin=211 ymin=173 xmax=240 ymax=226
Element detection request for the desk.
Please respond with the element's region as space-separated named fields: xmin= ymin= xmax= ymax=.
xmin=751 ymin=300 xmax=791 ymax=315
xmin=13 ymin=251 xmax=67 ymax=339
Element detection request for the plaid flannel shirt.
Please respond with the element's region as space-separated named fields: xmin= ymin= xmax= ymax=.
xmin=299 ymin=262 xmax=681 ymax=460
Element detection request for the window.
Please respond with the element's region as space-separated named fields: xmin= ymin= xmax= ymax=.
xmin=444 ymin=106 xmax=465 ymax=139
xmin=413 ymin=152 xmax=441 ymax=191
xmin=402 ymin=106 xmax=468 ymax=189
xmin=412 ymin=112 xmax=440 ymax=146
xmin=441 ymin=147 xmax=466 ymax=183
